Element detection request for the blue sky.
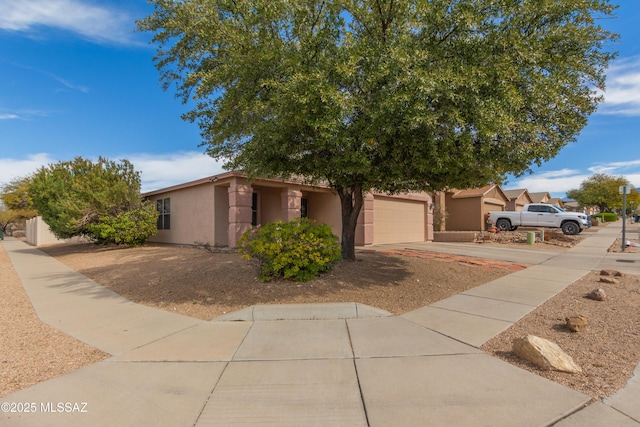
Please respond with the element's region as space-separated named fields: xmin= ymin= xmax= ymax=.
xmin=1 ymin=0 xmax=639 ymax=196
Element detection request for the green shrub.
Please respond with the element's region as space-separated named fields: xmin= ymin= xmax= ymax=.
xmin=238 ymin=218 xmax=342 ymax=282
xmin=87 ymin=202 xmax=158 ymax=246
xmin=591 ymin=212 xmax=617 ymax=223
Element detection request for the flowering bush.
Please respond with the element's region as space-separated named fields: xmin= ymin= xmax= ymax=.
xmin=238 ymin=218 xmax=341 ymax=282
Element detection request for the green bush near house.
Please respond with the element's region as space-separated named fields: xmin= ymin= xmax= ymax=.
xmin=591 ymin=212 xmax=617 ymax=223
xmin=238 ymin=218 xmax=342 ymax=282
xmin=86 ymin=202 xmax=158 ymax=247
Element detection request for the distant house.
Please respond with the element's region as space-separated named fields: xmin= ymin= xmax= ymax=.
xmin=503 ymin=189 xmax=533 ymax=211
xmin=563 ymin=199 xmax=597 ymax=215
xmin=143 ymin=172 xmax=434 ymax=248
xmin=563 ymin=200 xmax=581 ymax=212
xmin=529 ymin=192 xmax=552 ymax=204
xmin=443 ymin=184 xmax=509 ymax=231
xmin=547 ymin=197 xmax=565 ymax=209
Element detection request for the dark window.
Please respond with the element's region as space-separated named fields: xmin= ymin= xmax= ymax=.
xmin=301 ymin=197 xmax=308 ymax=218
xmin=251 ymin=193 xmax=258 ymax=226
xmin=156 ymin=198 xmax=171 ymax=230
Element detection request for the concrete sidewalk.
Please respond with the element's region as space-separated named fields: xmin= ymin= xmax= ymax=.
xmin=1 ymin=222 xmax=639 ymax=426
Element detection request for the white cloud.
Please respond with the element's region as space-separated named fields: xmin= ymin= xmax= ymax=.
xmin=505 ymin=161 xmax=640 ymax=198
xmin=597 ymin=56 xmax=640 ymax=116
xmin=128 ymin=152 xmax=227 ymax=193
xmin=0 ymin=153 xmax=56 ymax=186
xmin=0 ymin=151 xmax=227 ymax=192
xmin=0 ymin=0 xmax=138 ymax=45
xmin=505 ymin=169 xmax=590 ymax=197
xmin=0 ymin=108 xmax=52 ymax=121
xmin=588 ymin=159 xmax=640 ymax=175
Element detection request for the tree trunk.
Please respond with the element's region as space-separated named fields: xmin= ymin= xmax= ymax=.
xmin=336 ymin=183 xmax=364 ymax=261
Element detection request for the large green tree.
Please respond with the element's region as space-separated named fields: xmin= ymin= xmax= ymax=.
xmin=567 ymin=173 xmax=639 ymax=213
xmin=28 ymin=157 xmax=158 ymax=245
xmin=139 ymin=0 xmax=617 ymax=260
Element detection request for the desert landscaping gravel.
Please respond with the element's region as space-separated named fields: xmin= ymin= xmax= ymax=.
xmin=2 ymin=227 xmax=639 ymax=401
xmin=0 ymin=244 xmax=108 ymax=398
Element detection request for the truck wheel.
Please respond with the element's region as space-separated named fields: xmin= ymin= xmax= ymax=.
xmin=495 ymin=219 xmax=511 ymax=231
xmin=561 ymin=221 xmax=580 ymax=235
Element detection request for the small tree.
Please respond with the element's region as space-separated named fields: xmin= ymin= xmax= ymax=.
xmin=1 ymin=175 xmax=38 ymax=227
xmin=0 ymin=209 xmax=19 ymax=235
xmin=28 ymin=157 xmax=157 ymax=245
xmin=567 ymin=174 xmax=638 ymax=213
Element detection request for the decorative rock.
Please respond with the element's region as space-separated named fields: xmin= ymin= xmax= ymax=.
xmin=586 ymin=288 xmax=606 ymax=301
xmin=600 ymin=270 xmax=623 ymax=277
xmin=512 ymin=335 xmax=582 ymax=373
xmin=566 ymin=315 xmax=588 ymax=332
xmin=599 ymin=277 xmax=619 ymax=285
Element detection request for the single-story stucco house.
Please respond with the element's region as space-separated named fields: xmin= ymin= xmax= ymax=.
xmin=529 ymin=192 xmax=552 ymax=204
xmin=441 ymin=184 xmax=510 ymax=231
xmin=503 ymin=188 xmax=533 ymax=211
xmin=547 ymin=197 xmax=565 ymax=209
xmin=143 ymin=172 xmax=434 ymax=248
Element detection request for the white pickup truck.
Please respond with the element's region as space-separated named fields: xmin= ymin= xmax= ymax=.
xmin=487 ymin=204 xmax=590 ymax=235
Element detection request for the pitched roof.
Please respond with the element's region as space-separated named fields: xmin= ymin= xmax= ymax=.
xmin=451 ymin=184 xmax=508 ymax=201
xmin=502 ymin=188 xmax=529 ymax=201
xmin=529 ymin=192 xmax=552 ymax=203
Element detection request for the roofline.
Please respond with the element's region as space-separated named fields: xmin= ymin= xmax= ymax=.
xmin=451 ymin=184 xmax=509 ymax=201
xmin=142 ymin=171 xmax=335 ymax=197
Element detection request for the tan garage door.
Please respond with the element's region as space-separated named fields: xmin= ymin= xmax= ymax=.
xmin=373 ymin=197 xmax=425 ymax=244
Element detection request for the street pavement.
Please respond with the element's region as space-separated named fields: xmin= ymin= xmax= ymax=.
xmin=0 ymin=222 xmax=638 ymax=426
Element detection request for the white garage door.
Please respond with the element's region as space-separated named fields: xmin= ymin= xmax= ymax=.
xmin=373 ymin=197 xmax=425 ymax=244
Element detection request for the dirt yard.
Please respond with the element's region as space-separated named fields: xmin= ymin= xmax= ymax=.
xmin=37 ymin=242 xmax=520 ymax=320
xmin=2 ymin=227 xmax=639 ymax=401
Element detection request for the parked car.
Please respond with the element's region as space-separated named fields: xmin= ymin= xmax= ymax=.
xmin=487 ymin=204 xmax=590 ymax=235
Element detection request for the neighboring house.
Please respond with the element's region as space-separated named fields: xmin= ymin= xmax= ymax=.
xmin=563 ymin=200 xmax=580 ymax=212
xmin=563 ymin=199 xmax=597 ymax=215
xmin=503 ymin=189 xmax=533 ymax=211
xmin=143 ymin=172 xmax=434 ymax=248
xmin=529 ymin=192 xmax=552 ymax=204
xmin=443 ymin=184 xmax=510 ymax=231
xmin=547 ymin=197 xmax=565 ymax=209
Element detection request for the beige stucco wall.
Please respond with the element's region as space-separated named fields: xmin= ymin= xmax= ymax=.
xmin=144 ymin=173 xmax=434 ymax=247
xmin=506 ymin=193 xmax=532 ymax=211
xmin=147 ymin=183 xmax=218 ymax=246
xmin=305 ymin=191 xmax=342 ymax=238
xmin=445 ymin=195 xmax=481 ymax=231
xmin=214 ymin=186 xmax=229 ymax=246
xmin=25 ymin=216 xmax=66 ymax=246
xmin=257 ymin=187 xmax=284 ymax=225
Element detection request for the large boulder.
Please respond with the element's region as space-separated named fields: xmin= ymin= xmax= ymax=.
xmin=512 ymin=335 xmax=582 ymax=373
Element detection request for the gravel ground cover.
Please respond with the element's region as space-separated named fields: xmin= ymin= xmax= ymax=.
xmin=2 ymin=225 xmax=639 ymax=401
